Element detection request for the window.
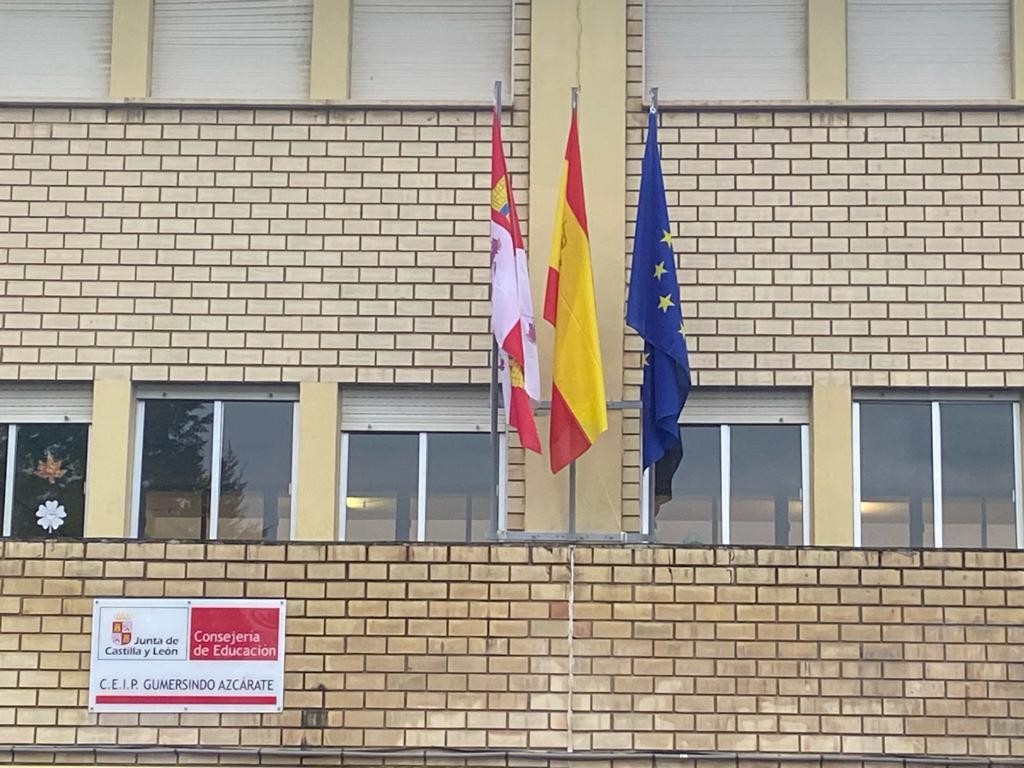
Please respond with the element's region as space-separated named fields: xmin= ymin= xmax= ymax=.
xmin=133 ymin=391 xmax=297 ymax=541
xmin=349 ymin=0 xmax=512 ymax=101
xmin=644 ymin=0 xmax=807 ymax=101
xmin=847 ymin=0 xmax=1011 ymax=100
xmin=151 ymin=0 xmax=314 ymax=100
xmin=0 ymin=0 xmax=112 ymax=100
xmin=854 ymin=397 xmax=1023 ymax=549
xmin=0 ymin=385 xmax=92 ymax=539
xmin=647 ymin=391 xmax=810 ymax=546
xmin=339 ymin=388 xmax=504 ymax=542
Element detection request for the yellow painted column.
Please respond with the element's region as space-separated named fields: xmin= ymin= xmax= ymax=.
xmin=807 ymin=0 xmax=847 ymax=100
xmin=1013 ymin=0 xmax=1024 ymax=99
xmin=84 ymin=379 xmax=135 ymax=537
xmin=525 ymin=0 xmax=627 ymax=534
xmin=810 ymin=375 xmax=854 ymax=546
xmin=294 ymin=382 xmax=340 ymax=541
xmin=109 ymin=0 xmax=153 ymax=99
xmin=310 ymin=0 xmax=351 ymax=100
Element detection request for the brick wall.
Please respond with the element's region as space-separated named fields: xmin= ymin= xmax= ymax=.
xmin=0 ymin=3 xmax=530 ymax=386
xmin=621 ymin=0 xmax=1024 ymax=528
xmin=2 ymin=540 xmax=1023 ymax=763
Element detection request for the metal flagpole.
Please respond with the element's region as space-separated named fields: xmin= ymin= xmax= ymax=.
xmin=567 ymin=86 xmax=579 ymax=538
xmin=489 ymin=80 xmax=502 ymax=539
xmin=644 ymin=86 xmax=658 ymax=538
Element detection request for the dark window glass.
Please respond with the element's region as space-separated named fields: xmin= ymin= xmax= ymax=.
xmin=859 ymin=402 xmax=933 ymax=548
xmin=11 ymin=423 xmax=89 ymax=539
xmin=0 ymin=427 xmax=6 ymax=533
xmin=731 ymin=425 xmax=803 ymax=546
xmin=345 ymin=433 xmax=418 ymax=542
xmin=653 ymin=425 xmax=721 ymax=545
xmin=218 ymin=402 xmax=294 ymax=542
xmin=941 ymin=402 xmax=1016 ymax=548
xmin=139 ymin=400 xmax=213 ymax=539
xmin=425 ymin=433 xmax=491 ymax=542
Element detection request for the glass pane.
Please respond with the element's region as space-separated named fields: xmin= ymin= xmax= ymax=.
xmin=0 ymin=426 xmax=6 ymax=534
xmin=425 ymin=433 xmax=491 ymax=542
xmin=653 ymin=425 xmax=721 ymax=545
xmin=139 ymin=400 xmax=213 ymax=540
xmin=859 ymin=402 xmax=933 ymax=548
xmin=218 ymin=402 xmax=294 ymax=542
xmin=11 ymin=423 xmax=89 ymax=539
xmin=345 ymin=433 xmax=418 ymax=542
xmin=730 ymin=425 xmax=803 ymax=546
xmin=941 ymin=402 xmax=1016 ymax=548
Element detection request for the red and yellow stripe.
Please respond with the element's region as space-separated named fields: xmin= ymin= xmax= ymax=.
xmin=543 ymin=111 xmax=607 ymax=473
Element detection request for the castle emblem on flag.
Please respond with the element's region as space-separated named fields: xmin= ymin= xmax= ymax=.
xmin=491 ymin=177 xmax=510 ymax=216
xmin=111 ymin=612 xmax=133 ymax=645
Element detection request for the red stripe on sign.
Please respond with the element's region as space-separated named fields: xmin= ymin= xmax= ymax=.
xmin=95 ymin=695 xmax=277 ymax=705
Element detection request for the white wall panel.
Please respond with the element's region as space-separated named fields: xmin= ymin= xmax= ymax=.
xmin=848 ymin=0 xmax=1011 ymax=100
xmin=645 ymin=0 xmax=807 ymax=100
xmin=0 ymin=0 xmax=112 ymax=100
xmin=151 ymin=0 xmax=313 ymax=100
xmin=350 ymin=0 xmax=512 ymax=101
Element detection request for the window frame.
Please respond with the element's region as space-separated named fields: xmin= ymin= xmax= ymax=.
xmin=337 ymin=430 xmax=507 ymax=543
xmin=0 ymin=384 xmax=93 ymax=538
xmin=130 ymin=389 xmax=299 ymax=541
xmin=643 ymin=421 xmax=811 ymax=548
xmin=852 ymin=394 xmax=1024 ymax=549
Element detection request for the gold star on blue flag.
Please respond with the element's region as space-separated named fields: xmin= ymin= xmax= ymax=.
xmin=625 ymin=107 xmax=692 ymax=470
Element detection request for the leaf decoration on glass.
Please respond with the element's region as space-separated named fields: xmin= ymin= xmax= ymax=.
xmin=33 ymin=451 xmax=67 ymax=484
xmin=36 ymin=500 xmax=67 ymax=533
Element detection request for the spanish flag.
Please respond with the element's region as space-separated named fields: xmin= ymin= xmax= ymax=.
xmin=543 ymin=109 xmax=607 ymax=474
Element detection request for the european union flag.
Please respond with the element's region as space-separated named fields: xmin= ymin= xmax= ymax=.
xmin=626 ymin=107 xmax=692 ymax=469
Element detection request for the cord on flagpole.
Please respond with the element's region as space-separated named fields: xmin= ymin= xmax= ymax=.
xmin=488 ymin=79 xmax=502 ymax=539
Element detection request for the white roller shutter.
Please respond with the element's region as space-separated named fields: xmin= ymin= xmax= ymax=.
xmin=680 ymin=389 xmax=809 ymax=426
xmin=0 ymin=0 xmax=112 ymax=100
xmin=136 ymin=384 xmax=297 ymax=402
xmin=151 ymin=0 xmax=313 ymax=100
xmin=848 ymin=0 xmax=1011 ymax=100
xmin=0 ymin=384 xmax=92 ymax=423
xmin=341 ymin=387 xmax=495 ymax=433
xmin=350 ymin=0 xmax=512 ymax=101
xmin=645 ymin=0 xmax=807 ymax=100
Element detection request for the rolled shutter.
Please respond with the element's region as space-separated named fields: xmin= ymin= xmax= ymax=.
xmin=151 ymin=0 xmax=313 ymax=100
xmin=848 ymin=0 xmax=1011 ymax=100
xmin=136 ymin=384 xmax=297 ymax=402
xmin=0 ymin=0 xmax=112 ymax=100
xmin=0 ymin=384 xmax=92 ymax=423
xmin=341 ymin=387 xmax=494 ymax=433
xmin=350 ymin=0 xmax=512 ymax=101
xmin=645 ymin=0 xmax=807 ymax=100
xmin=680 ymin=390 xmax=809 ymax=426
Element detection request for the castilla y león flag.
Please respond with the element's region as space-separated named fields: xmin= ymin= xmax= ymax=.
xmin=543 ymin=110 xmax=607 ymax=473
xmin=490 ymin=107 xmax=541 ymax=453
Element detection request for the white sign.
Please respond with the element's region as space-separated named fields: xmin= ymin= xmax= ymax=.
xmin=89 ymin=599 xmax=285 ymax=713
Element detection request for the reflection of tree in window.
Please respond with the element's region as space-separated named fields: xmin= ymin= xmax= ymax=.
xmin=217 ymin=402 xmax=293 ymax=542
xmin=139 ymin=400 xmax=213 ymax=539
xmin=12 ymin=423 xmax=89 ymax=539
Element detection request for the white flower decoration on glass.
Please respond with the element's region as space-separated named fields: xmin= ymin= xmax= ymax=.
xmin=36 ymin=500 xmax=66 ymax=534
